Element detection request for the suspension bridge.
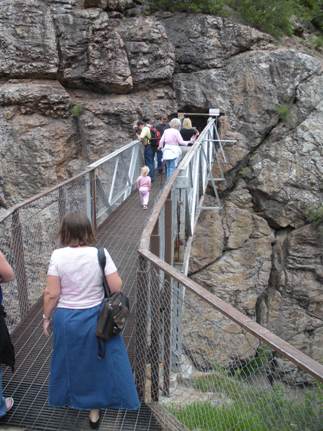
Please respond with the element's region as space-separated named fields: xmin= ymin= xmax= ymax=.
xmin=0 ymin=118 xmax=322 ymax=431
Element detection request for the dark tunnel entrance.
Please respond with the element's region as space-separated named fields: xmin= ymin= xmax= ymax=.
xmin=177 ymin=107 xmax=213 ymax=132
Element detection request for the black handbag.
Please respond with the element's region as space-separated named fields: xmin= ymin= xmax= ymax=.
xmin=0 ymin=303 xmax=15 ymax=371
xmin=96 ymin=248 xmax=129 ymax=343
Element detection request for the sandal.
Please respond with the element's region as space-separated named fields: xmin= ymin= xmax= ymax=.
xmin=89 ymin=409 xmax=101 ymax=429
xmin=5 ymin=397 xmax=14 ymax=413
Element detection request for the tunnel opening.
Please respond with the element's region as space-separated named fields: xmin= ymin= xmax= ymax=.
xmin=181 ymin=109 xmax=208 ymax=132
xmin=175 ymin=106 xmax=222 ymax=132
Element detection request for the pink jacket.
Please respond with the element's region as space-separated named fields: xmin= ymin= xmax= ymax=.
xmin=158 ymin=128 xmax=190 ymax=149
xmin=136 ymin=176 xmax=151 ymax=190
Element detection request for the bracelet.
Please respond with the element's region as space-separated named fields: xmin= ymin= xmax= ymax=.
xmin=42 ymin=314 xmax=51 ymax=321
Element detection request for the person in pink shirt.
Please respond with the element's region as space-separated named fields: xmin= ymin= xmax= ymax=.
xmin=158 ymin=118 xmax=191 ymax=178
xmin=136 ymin=166 xmax=151 ymax=209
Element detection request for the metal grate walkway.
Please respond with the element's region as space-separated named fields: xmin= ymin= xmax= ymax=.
xmin=0 ymin=178 xmax=165 ymax=431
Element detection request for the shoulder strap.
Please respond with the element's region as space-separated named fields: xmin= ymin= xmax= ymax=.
xmin=97 ymin=248 xmax=111 ymax=298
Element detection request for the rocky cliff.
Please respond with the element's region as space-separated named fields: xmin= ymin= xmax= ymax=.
xmin=0 ymin=0 xmax=322 ymax=363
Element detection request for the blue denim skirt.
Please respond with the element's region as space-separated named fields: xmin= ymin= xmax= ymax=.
xmin=49 ymin=305 xmax=140 ymax=410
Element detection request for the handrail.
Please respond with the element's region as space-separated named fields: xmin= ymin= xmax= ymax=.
xmin=139 ymin=119 xmax=216 ymax=251
xmin=138 ymin=122 xmax=323 ymax=384
xmin=88 ymin=139 xmax=139 ymax=169
xmin=138 ymin=250 xmax=323 ymax=383
xmin=179 ymin=124 xmax=211 ymax=170
xmin=0 ymin=139 xmax=140 ymax=224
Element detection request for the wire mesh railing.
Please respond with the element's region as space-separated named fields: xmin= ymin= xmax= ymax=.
xmin=136 ymin=119 xmax=323 ymax=430
xmin=1 ymin=112 xmax=322 ymax=431
xmin=136 ymin=263 xmax=323 ymax=431
xmin=0 ymin=140 xmax=144 ymax=332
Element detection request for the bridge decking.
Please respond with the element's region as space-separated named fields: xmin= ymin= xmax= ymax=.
xmin=0 ymin=179 xmax=165 ymax=431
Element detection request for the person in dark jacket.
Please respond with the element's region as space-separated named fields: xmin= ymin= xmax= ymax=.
xmin=180 ymin=117 xmax=199 ymax=145
xmin=0 ymin=251 xmax=14 ymax=417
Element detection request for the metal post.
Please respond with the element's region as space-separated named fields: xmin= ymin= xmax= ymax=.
xmin=109 ymin=157 xmax=119 ymax=206
xmin=135 ymin=255 xmax=149 ymax=401
xmin=11 ymin=210 xmax=29 ymax=320
xmin=150 ymin=220 xmax=161 ymax=401
xmin=126 ymin=144 xmax=139 ymax=199
xmin=90 ymin=170 xmax=97 ymax=233
xmin=163 ymin=191 xmax=173 ymax=396
xmin=173 ymin=185 xmax=188 ymax=372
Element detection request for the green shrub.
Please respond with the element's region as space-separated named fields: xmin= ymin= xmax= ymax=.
xmin=305 ymin=205 xmax=323 ymax=226
xmin=70 ymin=104 xmax=83 ymax=118
xmin=276 ymin=104 xmax=290 ymax=122
xmin=148 ymin=0 xmax=226 ymax=15
xmin=227 ymin=0 xmax=297 ymax=37
xmin=149 ymin=0 xmax=323 ymax=38
xmin=298 ymin=0 xmax=323 ymax=30
xmin=168 ymin=379 xmax=322 ymax=431
xmin=310 ymin=35 xmax=323 ymax=50
xmin=240 ymin=167 xmax=252 ymax=178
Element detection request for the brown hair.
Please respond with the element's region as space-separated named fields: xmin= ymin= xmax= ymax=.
xmin=59 ymin=212 xmax=95 ymax=247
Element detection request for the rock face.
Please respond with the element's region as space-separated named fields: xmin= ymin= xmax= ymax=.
xmin=162 ymin=14 xmax=274 ymax=73
xmin=0 ymin=81 xmax=76 ymax=202
xmin=0 ymin=0 xmax=58 ymax=78
xmin=0 ymin=2 xmax=322 ymax=366
xmin=191 ymin=186 xmax=273 ymax=318
xmin=112 ymin=17 xmax=176 ymax=87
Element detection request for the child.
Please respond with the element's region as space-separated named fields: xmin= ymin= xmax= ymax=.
xmin=136 ymin=166 xmax=151 ymax=209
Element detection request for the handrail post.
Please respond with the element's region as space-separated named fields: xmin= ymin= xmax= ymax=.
xmin=135 ymin=255 xmax=149 ymax=401
xmin=163 ymin=191 xmax=173 ymax=396
xmin=11 ymin=210 xmax=29 ymax=320
xmin=90 ymin=169 xmax=97 ymax=233
xmin=150 ymin=219 xmax=161 ymax=402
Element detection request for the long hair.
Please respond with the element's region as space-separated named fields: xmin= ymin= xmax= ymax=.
xmin=182 ymin=117 xmax=192 ymax=128
xmin=59 ymin=212 xmax=95 ymax=246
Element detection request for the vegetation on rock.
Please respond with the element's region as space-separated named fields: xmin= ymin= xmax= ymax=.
xmin=275 ymin=104 xmax=290 ymax=122
xmin=149 ymin=0 xmax=323 ymax=38
xmin=70 ymin=103 xmax=83 ymax=118
xmin=169 ymin=368 xmax=322 ymax=431
xmin=306 ymin=205 xmax=323 ymax=227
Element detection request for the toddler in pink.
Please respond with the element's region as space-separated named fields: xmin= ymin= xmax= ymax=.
xmin=136 ymin=166 xmax=151 ymax=209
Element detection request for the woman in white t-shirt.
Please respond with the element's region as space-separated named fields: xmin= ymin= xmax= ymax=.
xmin=43 ymin=212 xmax=139 ymax=429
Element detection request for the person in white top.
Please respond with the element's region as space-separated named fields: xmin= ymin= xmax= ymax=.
xmin=43 ymin=212 xmax=139 ymax=428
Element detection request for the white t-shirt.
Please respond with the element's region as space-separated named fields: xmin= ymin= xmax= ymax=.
xmin=47 ymin=246 xmax=117 ymax=309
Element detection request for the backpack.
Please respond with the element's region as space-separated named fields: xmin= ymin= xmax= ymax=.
xmin=149 ymin=127 xmax=161 ymax=149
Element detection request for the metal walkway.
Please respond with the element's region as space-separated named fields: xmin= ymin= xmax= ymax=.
xmin=1 ymin=118 xmax=322 ymax=431
xmin=0 ymin=182 xmax=164 ymax=431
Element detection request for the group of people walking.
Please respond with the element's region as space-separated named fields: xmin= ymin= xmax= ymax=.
xmin=135 ymin=114 xmax=199 ymax=209
xmin=0 ymin=212 xmax=139 ymax=428
xmin=0 ymin=114 xmax=199 ymax=428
